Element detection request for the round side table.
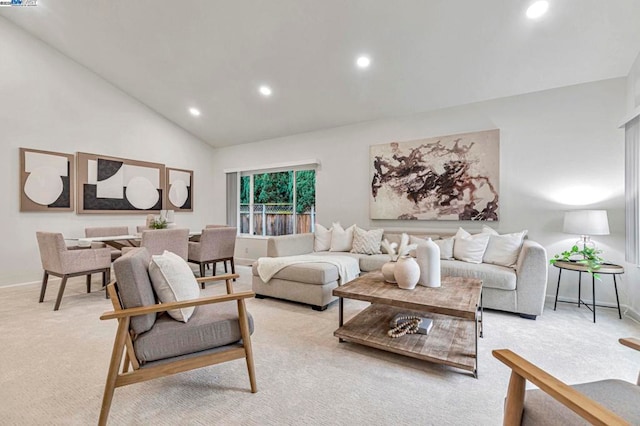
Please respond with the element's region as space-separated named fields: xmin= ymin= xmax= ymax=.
xmin=552 ymin=260 xmax=623 ymax=323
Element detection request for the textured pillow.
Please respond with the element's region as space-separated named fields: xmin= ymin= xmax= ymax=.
xmin=453 ymin=228 xmax=491 ymax=264
xmin=410 ymin=236 xmax=455 ymax=260
xmin=148 ymin=250 xmax=200 ymax=322
xmin=330 ymin=223 xmax=355 ymax=252
xmin=314 ymin=223 xmax=332 ymax=252
xmin=481 ymin=225 xmax=528 ymax=267
xmin=351 ymin=227 xmax=383 ymax=255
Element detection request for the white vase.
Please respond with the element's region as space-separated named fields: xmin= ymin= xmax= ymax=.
xmin=417 ymin=238 xmax=441 ymax=287
xmin=381 ymin=261 xmax=397 ymax=283
xmin=395 ymin=256 xmax=420 ymax=290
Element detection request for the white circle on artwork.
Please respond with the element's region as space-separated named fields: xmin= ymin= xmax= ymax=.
xmin=24 ymin=166 xmax=63 ymax=205
xmin=169 ymin=179 xmax=188 ymax=207
xmin=126 ymin=177 xmax=159 ymax=210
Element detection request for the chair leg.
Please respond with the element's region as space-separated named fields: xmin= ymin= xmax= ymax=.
xmin=39 ymin=271 xmax=49 ymax=303
xmin=99 ymin=317 xmax=130 ymax=426
xmin=211 ymin=262 xmax=217 ymax=276
xmin=86 ymin=274 xmax=92 ymax=293
xmin=104 ymin=269 xmax=111 ymax=299
xmin=231 ymin=258 xmax=236 ymax=282
xmin=199 ymin=263 xmax=206 ymax=279
xmin=237 ymin=298 xmax=257 ymax=393
xmin=223 ymin=260 xmax=228 ymax=274
xmin=54 ymin=275 xmax=68 ymax=311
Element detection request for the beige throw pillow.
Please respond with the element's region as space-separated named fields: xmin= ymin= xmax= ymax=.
xmin=351 ymin=227 xmax=383 ymax=255
xmin=148 ymin=250 xmax=200 ymax=322
xmin=453 ymin=228 xmax=491 ymax=264
xmin=481 ymin=225 xmax=528 ymax=267
xmin=330 ymin=223 xmax=355 ymax=252
xmin=410 ymin=235 xmax=455 ymax=259
xmin=314 ymin=223 xmax=332 ymax=252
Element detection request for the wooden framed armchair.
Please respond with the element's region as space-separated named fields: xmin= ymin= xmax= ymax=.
xmin=99 ymin=248 xmax=257 ymax=426
xmin=493 ymin=338 xmax=640 ymax=425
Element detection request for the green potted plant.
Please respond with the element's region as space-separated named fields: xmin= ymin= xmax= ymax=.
xmin=149 ymin=217 xmax=168 ymax=229
xmin=549 ymin=245 xmax=604 ymax=279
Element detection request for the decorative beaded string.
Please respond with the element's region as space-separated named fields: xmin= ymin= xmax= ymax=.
xmin=387 ymin=315 xmax=423 ymax=338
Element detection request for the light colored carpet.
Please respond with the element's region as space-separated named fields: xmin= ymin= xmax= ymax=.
xmin=0 ymin=266 xmax=638 ymax=425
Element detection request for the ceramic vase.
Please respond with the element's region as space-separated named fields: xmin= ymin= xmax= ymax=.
xmin=395 ymin=256 xmax=420 ymax=290
xmin=381 ymin=261 xmax=397 ymax=283
xmin=417 ymin=238 xmax=441 ymax=287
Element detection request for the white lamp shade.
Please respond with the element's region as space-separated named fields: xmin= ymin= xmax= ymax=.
xmin=563 ymin=210 xmax=610 ymax=235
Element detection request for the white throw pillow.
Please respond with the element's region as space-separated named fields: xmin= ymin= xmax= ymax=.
xmin=481 ymin=225 xmax=528 ymax=267
xmin=148 ymin=250 xmax=200 ymax=322
xmin=453 ymin=228 xmax=491 ymax=264
xmin=314 ymin=223 xmax=332 ymax=252
xmin=410 ymin=235 xmax=455 ymax=260
xmin=330 ymin=222 xmax=355 ymax=252
xmin=351 ymin=227 xmax=383 ymax=255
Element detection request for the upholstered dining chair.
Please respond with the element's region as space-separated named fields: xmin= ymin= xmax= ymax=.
xmin=123 ymin=228 xmax=189 ymax=260
xmin=85 ymin=226 xmax=132 ymax=261
xmin=98 ymin=248 xmax=256 ymax=426
xmin=36 ymin=232 xmax=112 ymax=311
xmin=188 ymin=227 xmax=237 ymax=284
xmin=493 ymin=337 xmax=640 ymax=425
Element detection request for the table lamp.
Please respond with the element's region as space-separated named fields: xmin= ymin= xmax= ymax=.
xmin=563 ymin=210 xmax=609 ymax=249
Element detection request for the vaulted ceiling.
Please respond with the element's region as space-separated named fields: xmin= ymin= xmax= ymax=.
xmin=3 ymin=0 xmax=640 ymax=147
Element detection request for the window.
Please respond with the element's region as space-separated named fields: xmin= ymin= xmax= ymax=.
xmin=239 ymin=168 xmax=316 ymax=236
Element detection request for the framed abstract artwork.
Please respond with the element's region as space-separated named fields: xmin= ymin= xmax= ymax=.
xmin=165 ymin=168 xmax=193 ymax=212
xmin=76 ymin=152 xmax=165 ymax=214
xmin=20 ymin=148 xmax=75 ymax=212
xmin=370 ymin=129 xmax=500 ymax=221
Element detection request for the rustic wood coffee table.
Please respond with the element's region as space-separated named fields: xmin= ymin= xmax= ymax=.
xmin=333 ymin=271 xmax=483 ymax=378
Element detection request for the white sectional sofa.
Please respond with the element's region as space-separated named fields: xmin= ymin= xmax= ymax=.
xmin=252 ymin=230 xmax=548 ymax=319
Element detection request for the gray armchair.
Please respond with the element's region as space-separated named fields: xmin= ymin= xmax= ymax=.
xmin=493 ymin=338 xmax=640 ymax=425
xmin=188 ymin=227 xmax=237 ymax=284
xmin=36 ymin=231 xmax=111 ymax=311
xmin=98 ymin=248 xmax=256 ymax=426
xmin=85 ymin=226 xmax=132 ymax=260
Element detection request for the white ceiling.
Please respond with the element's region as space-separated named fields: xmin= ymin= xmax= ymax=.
xmin=3 ymin=0 xmax=640 ymax=147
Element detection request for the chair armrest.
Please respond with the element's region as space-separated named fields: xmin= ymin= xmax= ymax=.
xmin=619 ymin=337 xmax=640 ymax=352
xmin=195 ymin=273 xmax=239 ymax=284
xmin=492 ymin=349 xmax=628 ymax=426
xmin=100 ymin=290 xmax=255 ymax=320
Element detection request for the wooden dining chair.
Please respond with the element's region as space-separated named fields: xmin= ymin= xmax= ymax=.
xmin=36 ymin=232 xmax=112 ymax=310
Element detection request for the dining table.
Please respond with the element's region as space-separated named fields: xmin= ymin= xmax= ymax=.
xmin=70 ymin=231 xmax=202 ymax=250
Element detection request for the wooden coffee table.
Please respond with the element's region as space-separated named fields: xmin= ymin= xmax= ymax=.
xmin=333 ymin=271 xmax=483 ymax=378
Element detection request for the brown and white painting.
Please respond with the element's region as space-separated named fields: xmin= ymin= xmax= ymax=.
xmin=370 ymin=129 xmax=500 ymax=221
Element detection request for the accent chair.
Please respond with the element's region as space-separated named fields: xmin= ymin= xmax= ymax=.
xmin=98 ymin=248 xmax=256 ymax=425
xmin=36 ymin=231 xmax=111 ymax=311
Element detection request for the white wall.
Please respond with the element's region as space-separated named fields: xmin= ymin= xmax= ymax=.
xmin=211 ymin=78 xmax=635 ymax=313
xmin=0 ymin=18 xmax=215 ymax=286
xmin=627 ymin=50 xmax=640 ymax=112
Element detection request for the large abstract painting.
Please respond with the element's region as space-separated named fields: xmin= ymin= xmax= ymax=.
xmin=20 ymin=148 xmax=75 ymax=212
xmin=370 ymin=129 xmax=500 ymax=221
xmin=76 ymin=152 xmax=165 ymax=214
xmin=165 ymin=167 xmax=193 ymax=212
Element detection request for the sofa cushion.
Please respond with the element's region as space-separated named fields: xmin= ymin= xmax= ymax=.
xmin=441 ymin=259 xmax=516 ymax=291
xmin=359 ymin=253 xmax=393 ymax=272
xmin=351 ymin=227 xmax=383 ymax=255
xmin=148 ymin=250 xmax=200 ymax=322
xmin=330 ymin=223 xmax=355 ymax=252
xmin=481 ymin=225 xmax=527 ymax=267
xmin=453 ymin=227 xmax=491 ymax=264
xmin=112 ymin=248 xmax=157 ymax=335
xmin=314 ymin=223 xmax=332 ymax=252
xmin=252 ymin=261 xmax=339 ymax=285
xmin=133 ymin=301 xmax=254 ymax=363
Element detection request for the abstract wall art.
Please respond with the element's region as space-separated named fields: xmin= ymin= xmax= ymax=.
xmin=76 ymin=152 xmax=165 ymax=214
xmin=165 ymin=167 xmax=193 ymax=212
xmin=20 ymin=148 xmax=75 ymax=212
xmin=370 ymin=129 xmax=500 ymax=221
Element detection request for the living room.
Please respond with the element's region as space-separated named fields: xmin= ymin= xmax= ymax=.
xmin=1 ymin=1 xmax=640 ymax=424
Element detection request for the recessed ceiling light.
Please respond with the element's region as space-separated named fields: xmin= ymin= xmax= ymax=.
xmin=189 ymin=107 xmax=201 ymax=117
xmin=259 ymin=85 xmax=272 ymax=97
xmin=356 ymin=56 xmax=371 ymax=68
xmin=526 ymin=1 xmax=549 ymax=19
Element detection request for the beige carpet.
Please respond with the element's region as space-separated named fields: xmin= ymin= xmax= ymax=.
xmin=1 ymin=266 xmax=639 ymax=425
